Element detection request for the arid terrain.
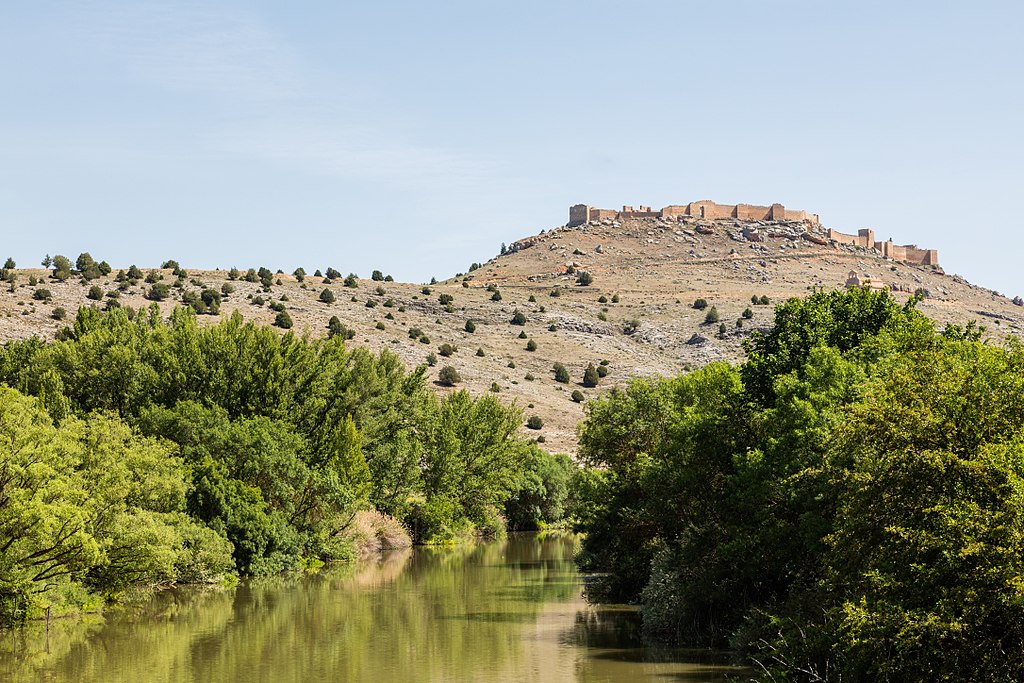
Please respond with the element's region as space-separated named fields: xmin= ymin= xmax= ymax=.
xmin=2 ymin=214 xmax=1021 ymax=455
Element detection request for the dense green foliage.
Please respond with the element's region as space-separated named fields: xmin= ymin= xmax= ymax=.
xmin=0 ymin=306 xmax=565 ymax=626
xmin=577 ymin=288 xmax=1024 ymax=680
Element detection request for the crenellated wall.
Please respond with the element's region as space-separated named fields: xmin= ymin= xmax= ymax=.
xmin=568 ymin=200 xmax=820 ymax=226
xmin=567 ymin=201 xmax=938 ymax=267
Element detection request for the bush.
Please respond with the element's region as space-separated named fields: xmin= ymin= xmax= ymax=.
xmin=438 ymin=343 xmax=457 ymax=357
xmin=325 ymin=267 xmax=341 ymax=280
xmin=598 ymin=295 xmax=608 ymax=303
xmin=491 ymin=290 xmax=502 ymax=302
xmin=52 ymin=307 xmax=66 ymax=320
xmin=221 ymin=283 xmax=235 ymax=296
xmin=33 ymin=288 xmax=52 ymax=301
xmin=465 ymin=320 xmax=476 ymax=333
xmin=3 ymin=257 xmax=14 ymax=270
xmin=438 ymin=293 xmax=453 ymax=305
xmin=718 ymin=322 xmax=727 ymax=336
xmin=611 ymin=293 xmax=620 ymax=303
xmin=526 ymin=340 xmax=537 ymax=352
xmin=490 ymin=382 xmax=500 ymax=393
xmin=148 ymin=283 xmax=170 ymax=301
xmin=751 ymin=295 xmax=760 ymax=305
xmin=704 ymin=306 xmax=719 ymax=324
xmin=422 ymin=286 xmax=431 ymax=295
xmin=760 ymin=295 xmax=770 ymax=305
xmin=582 ymin=363 xmax=599 ymax=387
xmin=371 ymin=270 xmax=384 ymax=281
xmin=571 ymin=390 xmax=584 ymax=403
xmin=526 ymin=415 xmax=544 ymax=430
xmin=550 ymin=288 xmax=561 ymax=297
xmin=437 ymin=365 xmax=461 ymax=386
xmin=320 ymin=288 xmax=336 ymax=303
xmin=596 ymin=364 xmax=609 ymax=378
xmin=476 ymin=348 xmax=485 ymax=357
xmin=426 ymin=352 xmax=438 ymax=367
xmin=693 ymin=298 xmax=708 ymax=310
xmin=553 ymin=363 xmax=570 ymax=383
xmin=510 ymin=309 xmax=527 ymax=325
xmin=408 ymin=327 xmax=423 ymax=339
xmin=344 ymin=274 xmax=358 ymax=288
xmin=274 ymin=310 xmax=293 ymax=329
xmin=577 ymin=271 xmax=593 ymax=286
xmin=742 ymin=307 xmax=754 ymax=319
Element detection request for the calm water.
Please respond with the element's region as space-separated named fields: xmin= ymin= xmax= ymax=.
xmin=0 ymin=534 xmax=742 ymax=682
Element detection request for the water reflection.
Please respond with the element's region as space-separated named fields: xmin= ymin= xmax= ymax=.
xmin=0 ymin=534 xmax=743 ymax=682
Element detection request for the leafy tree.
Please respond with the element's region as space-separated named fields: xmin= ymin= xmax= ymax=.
xmin=371 ymin=270 xmax=384 ymax=281
xmin=3 ymin=257 xmax=14 ymax=270
xmin=41 ymin=255 xmax=52 ymax=268
xmin=51 ymin=255 xmax=73 ymax=281
xmin=504 ymin=448 xmax=574 ymax=530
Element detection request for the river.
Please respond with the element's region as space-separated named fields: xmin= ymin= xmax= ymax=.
xmin=0 ymin=533 xmax=743 ymax=682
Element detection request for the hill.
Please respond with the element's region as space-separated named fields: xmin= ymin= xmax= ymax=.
xmin=2 ymin=210 xmax=1021 ymax=454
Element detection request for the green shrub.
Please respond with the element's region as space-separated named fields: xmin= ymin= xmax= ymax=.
xmin=408 ymin=327 xmax=423 ymax=339
xmin=704 ymin=306 xmax=719 ymax=324
xmin=550 ymin=288 xmax=561 ymax=297
xmin=438 ymin=343 xmax=457 ymax=357
xmin=526 ymin=340 xmax=537 ymax=352
xmin=274 ymin=310 xmax=293 ymax=329
xmin=320 ymin=288 xmax=335 ymax=303
xmin=437 ymin=365 xmax=461 ymax=386
xmin=596 ymin=364 xmax=609 ymax=378
xmin=582 ymin=363 xmax=599 ymax=387
xmin=693 ymin=298 xmax=708 ymax=310
xmin=510 ymin=309 xmax=527 ymax=325
xmin=742 ymin=307 xmax=754 ymax=319
xmin=33 ymin=288 xmax=52 ymax=301
xmin=577 ymin=271 xmax=593 ymax=286
xmin=553 ymin=363 xmax=570 ymax=383
xmin=438 ymin=293 xmax=453 ymax=305
xmin=571 ymin=390 xmax=585 ymax=403
xmin=465 ymin=320 xmax=476 ymax=333
xmin=426 ymin=352 xmax=438 ymax=367
xmin=476 ymin=348 xmax=485 ymax=357
xmin=148 ymin=283 xmax=170 ymax=301
xmin=491 ymin=290 xmax=502 ymax=302
xmin=526 ymin=415 xmax=544 ymax=430
xmin=52 ymin=306 xmax=66 ymax=320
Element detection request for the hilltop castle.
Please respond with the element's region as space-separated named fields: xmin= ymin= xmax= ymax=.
xmin=568 ymin=200 xmax=819 ymax=226
xmin=568 ymin=201 xmax=938 ymax=267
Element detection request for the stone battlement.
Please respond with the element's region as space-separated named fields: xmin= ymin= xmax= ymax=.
xmin=568 ymin=200 xmax=819 ymax=227
xmin=827 ymin=227 xmax=939 ymax=267
xmin=568 ymin=201 xmax=938 ymax=267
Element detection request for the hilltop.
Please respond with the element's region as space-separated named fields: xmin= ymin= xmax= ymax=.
xmin=2 ymin=206 xmax=1022 ymax=454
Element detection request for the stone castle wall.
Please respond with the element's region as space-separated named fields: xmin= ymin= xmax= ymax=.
xmin=569 ymin=200 xmax=820 ymax=226
xmin=570 ymin=201 xmax=938 ymax=267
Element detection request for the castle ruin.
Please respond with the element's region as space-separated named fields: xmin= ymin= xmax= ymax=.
xmin=568 ymin=200 xmax=819 ymax=227
xmin=568 ymin=201 xmax=938 ymax=267
xmin=826 ymin=227 xmax=938 ymax=267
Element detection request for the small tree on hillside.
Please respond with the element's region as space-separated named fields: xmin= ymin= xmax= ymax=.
xmin=577 ymin=271 xmax=593 ymax=286
xmin=553 ymin=363 xmax=570 ymax=383
xmin=438 ymin=365 xmax=461 ymax=386
xmin=320 ymin=288 xmax=336 ymax=303
xmin=582 ymin=363 xmax=600 ymax=388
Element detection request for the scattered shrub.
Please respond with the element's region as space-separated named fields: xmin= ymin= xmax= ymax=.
xmin=274 ymin=310 xmax=293 ymax=329
xmin=582 ymin=363 xmax=600 ymax=388
xmin=571 ymin=390 xmax=584 ymax=403
xmin=577 ymin=271 xmax=593 ymax=286
xmin=704 ymin=306 xmax=719 ymax=324
xmin=693 ymin=298 xmax=708 ymax=310
xmin=510 ymin=309 xmax=527 ymax=325
xmin=553 ymin=363 xmax=570 ymax=383
xmin=438 ymin=343 xmax=457 ymax=357
xmin=526 ymin=340 xmax=537 ymax=352
xmin=438 ymin=365 xmax=461 ymax=386
xmin=526 ymin=415 xmax=544 ymax=430
xmin=465 ymin=320 xmax=476 ymax=333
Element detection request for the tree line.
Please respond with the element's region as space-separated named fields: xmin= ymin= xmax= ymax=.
xmin=576 ymin=287 xmax=1024 ymax=681
xmin=0 ymin=305 xmax=576 ymax=626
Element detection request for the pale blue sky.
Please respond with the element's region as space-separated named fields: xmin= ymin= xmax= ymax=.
xmin=1 ymin=1 xmax=1022 ymax=296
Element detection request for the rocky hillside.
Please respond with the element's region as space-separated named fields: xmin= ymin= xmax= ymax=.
xmin=2 ymin=214 xmax=1021 ymax=455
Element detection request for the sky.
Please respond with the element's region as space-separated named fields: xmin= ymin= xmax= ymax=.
xmin=1 ymin=1 xmax=1022 ymax=296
